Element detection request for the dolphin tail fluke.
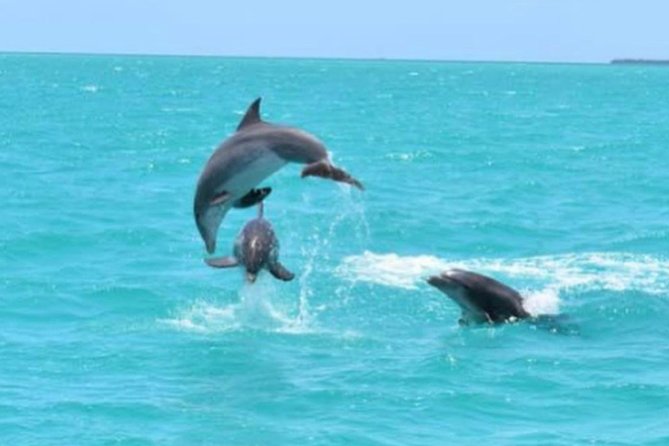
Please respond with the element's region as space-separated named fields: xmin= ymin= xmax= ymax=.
xmin=269 ymin=262 xmax=295 ymax=282
xmin=204 ymin=256 xmax=239 ymax=268
xmin=232 ymin=187 xmax=272 ymax=209
xmin=301 ymin=160 xmax=364 ymax=190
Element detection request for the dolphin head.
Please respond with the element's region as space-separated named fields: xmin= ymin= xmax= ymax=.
xmin=242 ymin=237 xmax=266 ymax=279
xmin=427 ymin=269 xmax=529 ymax=324
xmin=238 ymin=219 xmax=275 ymax=283
xmin=427 ymin=270 xmax=464 ymax=294
xmin=426 ymin=269 xmax=482 ymax=320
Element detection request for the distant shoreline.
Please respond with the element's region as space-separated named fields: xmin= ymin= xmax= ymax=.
xmin=611 ymin=59 xmax=669 ymax=65
xmin=0 ymin=50 xmax=608 ymax=66
xmin=3 ymin=50 xmax=669 ymax=66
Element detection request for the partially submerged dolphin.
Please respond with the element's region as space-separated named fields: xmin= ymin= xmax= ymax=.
xmin=194 ymin=98 xmax=363 ymax=253
xmin=204 ymin=203 xmax=294 ymax=284
xmin=427 ymin=269 xmax=530 ymax=325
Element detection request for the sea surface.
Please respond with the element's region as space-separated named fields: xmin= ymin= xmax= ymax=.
xmin=1 ymin=53 xmax=668 ymax=445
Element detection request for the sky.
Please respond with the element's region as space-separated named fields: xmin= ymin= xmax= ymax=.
xmin=0 ymin=0 xmax=668 ymax=62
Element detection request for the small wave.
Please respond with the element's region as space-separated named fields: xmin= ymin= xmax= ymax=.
xmin=385 ymin=150 xmax=434 ymax=162
xmin=160 ymin=107 xmax=198 ymax=113
xmin=336 ymin=251 xmax=669 ymax=314
xmin=81 ymin=85 xmax=99 ymax=93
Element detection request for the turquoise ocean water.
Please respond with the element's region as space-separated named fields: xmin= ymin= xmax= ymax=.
xmin=1 ymin=53 xmax=668 ymax=445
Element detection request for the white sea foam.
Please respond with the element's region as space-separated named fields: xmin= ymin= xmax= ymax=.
xmin=81 ymin=85 xmax=99 ymax=93
xmin=337 ymin=252 xmax=448 ymax=290
xmin=336 ymin=251 xmax=669 ymax=315
xmin=522 ymin=287 xmax=561 ymax=315
xmin=162 ymin=301 xmax=240 ymax=333
xmin=161 ymin=278 xmax=317 ymax=335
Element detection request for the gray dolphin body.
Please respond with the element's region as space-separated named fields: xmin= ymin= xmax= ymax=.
xmin=204 ymin=203 xmax=294 ymax=283
xmin=194 ymin=98 xmax=363 ymax=253
xmin=427 ymin=269 xmax=530 ymax=325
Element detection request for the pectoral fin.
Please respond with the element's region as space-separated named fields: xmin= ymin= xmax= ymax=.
xmin=204 ymin=256 xmax=239 ymax=268
xmin=269 ymin=262 xmax=295 ymax=281
xmin=301 ymin=160 xmax=364 ymax=190
xmin=233 ymin=187 xmax=272 ymax=208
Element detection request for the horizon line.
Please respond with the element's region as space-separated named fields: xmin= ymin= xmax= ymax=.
xmin=0 ymin=49 xmax=615 ymax=66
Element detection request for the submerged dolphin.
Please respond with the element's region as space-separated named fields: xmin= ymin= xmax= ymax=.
xmin=204 ymin=203 xmax=294 ymax=283
xmin=427 ymin=269 xmax=530 ymax=325
xmin=194 ymin=98 xmax=363 ymax=253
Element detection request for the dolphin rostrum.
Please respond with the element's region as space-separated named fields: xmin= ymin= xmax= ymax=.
xmin=194 ymin=98 xmax=363 ymax=253
xmin=204 ymin=203 xmax=294 ymax=284
xmin=427 ymin=269 xmax=530 ymax=325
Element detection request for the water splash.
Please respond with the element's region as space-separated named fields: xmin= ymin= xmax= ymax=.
xmin=165 ymin=186 xmax=369 ymax=334
xmin=294 ymin=182 xmax=370 ymax=315
xmin=161 ymin=277 xmax=315 ymax=334
xmin=522 ymin=287 xmax=561 ymax=316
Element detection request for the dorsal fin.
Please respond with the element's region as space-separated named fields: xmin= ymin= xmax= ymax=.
xmin=237 ymin=97 xmax=262 ymax=131
xmin=257 ymin=201 xmax=264 ymax=218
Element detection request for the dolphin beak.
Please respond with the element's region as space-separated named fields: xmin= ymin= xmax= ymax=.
xmin=427 ymin=274 xmax=454 ymax=288
xmin=195 ymin=216 xmax=216 ymax=254
xmin=246 ymin=272 xmax=257 ymax=283
xmin=195 ymin=205 xmax=226 ymax=254
xmin=205 ymin=238 xmax=216 ymax=254
xmin=427 ymin=275 xmax=442 ymax=287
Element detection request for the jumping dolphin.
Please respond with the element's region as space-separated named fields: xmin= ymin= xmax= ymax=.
xmin=427 ymin=269 xmax=530 ymax=325
xmin=204 ymin=203 xmax=294 ymax=284
xmin=194 ymin=98 xmax=363 ymax=253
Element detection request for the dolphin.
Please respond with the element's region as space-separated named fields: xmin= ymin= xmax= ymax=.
xmin=204 ymin=203 xmax=294 ymax=284
xmin=427 ymin=268 xmax=530 ymax=325
xmin=194 ymin=98 xmax=363 ymax=253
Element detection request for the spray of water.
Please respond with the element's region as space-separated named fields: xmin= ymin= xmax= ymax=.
xmin=164 ymin=185 xmax=370 ymax=334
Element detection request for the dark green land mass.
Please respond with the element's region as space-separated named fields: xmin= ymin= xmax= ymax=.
xmin=611 ymin=59 xmax=669 ymax=65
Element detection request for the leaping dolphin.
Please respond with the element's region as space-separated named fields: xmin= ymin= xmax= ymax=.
xmin=204 ymin=203 xmax=294 ymax=284
xmin=194 ymin=98 xmax=363 ymax=253
xmin=427 ymin=269 xmax=530 ymax=325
